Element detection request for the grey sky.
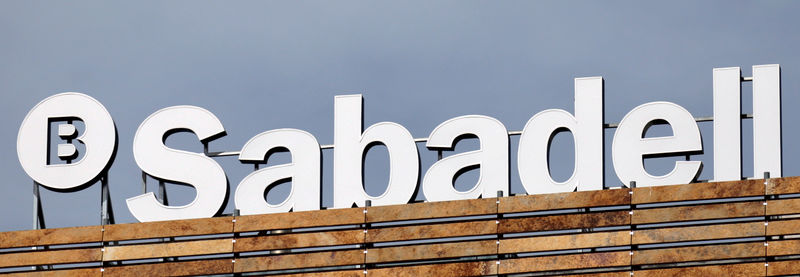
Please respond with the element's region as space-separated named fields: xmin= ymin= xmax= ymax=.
xmin=1 ymin=1 xmax=798 ymax=231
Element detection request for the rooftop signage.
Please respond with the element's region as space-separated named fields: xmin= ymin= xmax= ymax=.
xmin=16 ymin=65 xmax=783 ymax=223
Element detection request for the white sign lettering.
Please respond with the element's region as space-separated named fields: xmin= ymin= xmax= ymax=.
xmin=16 ymin=64 xmax=784 ymax=222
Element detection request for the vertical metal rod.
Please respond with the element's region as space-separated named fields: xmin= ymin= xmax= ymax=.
xmin=32 ymin=182 xmax=46 ymax=270
xmin=157 ymin=179 xmax=172 ymax=261
xmin=33 ymin=182 xmax=42 ymax=230
xmin=158 ymin=180 xmax=168 ymax=205
xmin=156 ymin=179 xmax=170 ymax=259
xmin=495 ymin=190 xmax=504 ymax=261
xmin=362 ymin=200 xmax=371 ymax=274
xmin=437 ymin=150 xmax=443 ymax=161
xmin=101 ymin=174 xmax=110 ymax=225
xmin=141 ymin=171 xmax=147 ymax=195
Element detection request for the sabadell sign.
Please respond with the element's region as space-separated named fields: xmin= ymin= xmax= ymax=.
xmin=16 ymin=65 xmax=783 ymax=222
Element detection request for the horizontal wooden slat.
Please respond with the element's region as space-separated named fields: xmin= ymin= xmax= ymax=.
xmin=632 ymin=179 xmax=765 ymax=204
xmin=0 ymin=225 xmax=103 ymax=249
xmin=634 ymin=263 xmax=765 ymax=277
xmin=366 ymin=220 xmax=495 ymax=243
xmin=499 ymin=211 xmax=629 ymax=234
xmin=103 ymin=217 xmax=233 ymax=241
xmin=766 ymin=177 xmax=800 ymax=195
xmin=234 ymin=250 xmax=363 ymax=273
xmin=0 ymin=248 xmax=101 ymax=268
xmin=277 ymin=270 xmax=365 ymax=277
xmin=766 ymin=198 xmax=800 ymax=215
xmin=234 ymin=208 xmax=364 ymax=232
xmin=499 ymin=189 xmax=630 ymax=214
xmin=3 ymin=268 xmax=101 ymax=277
xmin=766 ymin=219 xmax=800 ymax=236
xmin=500 ymin=231 xmax=629 ymax=254
xmin=367 ymin=198 xmax=496 ymax=222
xmin=632 ymin=222 xmax=764 ymax=244
xmin=768 ymin=260 xmax=800 ymax=276
xmin=368 ymin=261 xmax=497 ymax=276
xmin=366 ymin=240 xmax=496 ymax=263
xmin=632 ymin=242 xmax=764 ymax=265
xmin=632 ymin=201 xmax=764 ymax=224
xmin=235 ymin=230 xmax=363 ymax=252
xmin=562 ymin=273 xmax=631 ymax=277
xmin=12 ymin=177 xmax=800 ymax=276
xmin=767 ymin=239 xmax=800 ymax=256
xmin=499 ymin=251 xmax=630 ymax=274
xmin=102 ymin=258 xmax=232 ymax=276
xmin=103 ymin=238 xmax=232 ymax=261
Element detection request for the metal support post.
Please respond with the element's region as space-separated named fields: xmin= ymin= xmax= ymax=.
xmin=141 ymin=172 xmax=147 ymax=195
xmin=158 ymin=181 xmax=168 ymax=205
xmin=33 ymin=182 xmax=45 ymax=230
xmin=101 ymin=174 xmax=114 ymax=225
xmin=32 ymin=181 xmax=48 ymax=270
xmin=155 ymin=180 xmax=173 ymax=261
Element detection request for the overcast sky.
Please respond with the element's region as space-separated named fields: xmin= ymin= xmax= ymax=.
xmin=1 ymin=1 xmax=799 ymax=231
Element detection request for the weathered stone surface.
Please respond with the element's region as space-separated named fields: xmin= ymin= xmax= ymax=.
xmin=4 ymin=268 xmax=101 ymax=277
xmin=234 ymin=250 xmax=363 ymax=273
xmin=0 ymin=248 xmax=102 ymax=268
xmin=368 ymin=261 xmax=497 ymax=277
xmin=500 ymin=189 xmax=630 ymax=214
xmin=367 ymin=198 xmax=496 ymax=223
xmin=500 ymin=231 xmax=629 ymax=254
xmin=0 ymin=225 xmax=102 ymax=248
xmin=366 ymin=220 xmax=495 ymax=243
xmin=767 ymin=260 xmax=800 ymax=276
xmin=499 ymin=211 xmax=629 ymax=234
xmin=499 ymin=251 xmax=629 ymax=274
xmin=632 ymin=201 xmax=764 ymax=224
xmin=767 ymin=219 xmax=800 ymax=236
xmin=766 ymin=176 xmax=800 ymax=195
xmin=632 ymin=242 xmax=764 ymax=265
xmin=235 ymin=230 xmax=363 ymax=252
xmin=103 ymin=258 xmax=232 ymax=276
xmin=633 ymin=222 xmax=764 ymax=244
xmin=767 ymin=239 xmax=800 ymax=256
xmin=632 ymin=179 xmax=765 ymax=204
xmin=767 ymin=198 xmax=800 ymax=216
xmin=235 ymin=208 xmax=364 ymax=232
xmin=103 ymin=217 xmax=233 ymax=241
xmin=103 ymin=238 xmax=232 ymax=261
xmin=366 ymin=240 xmax=496 ymax=263
xmin=634 ymin=263 xmax=765 ymax=277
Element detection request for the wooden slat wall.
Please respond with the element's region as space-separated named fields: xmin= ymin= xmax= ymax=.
xmin=3 ymin=177 xmax=800 ymax=276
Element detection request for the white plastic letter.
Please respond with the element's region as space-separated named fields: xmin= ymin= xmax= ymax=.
xmin=127 ymin=106 xmax=227 ymax=222
xmin=518 ymin=77 xmax=604 ymax=194
xmin=753 ymin=64 xmax=782 ymax=178
xmin=333 ymin=95 xmax=419 ymax=208
xmin=17 ymin=92 xmax=116 ymax=190
xmin=235 ymin=129 xmax=321 ymax=215
xmin=712 ymin=67 xmax=741 ymax=181
xmin=612 ymin=102 xmax=702 ymax=187
xmin=422 ymin=115 xmax=509 ymax=202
